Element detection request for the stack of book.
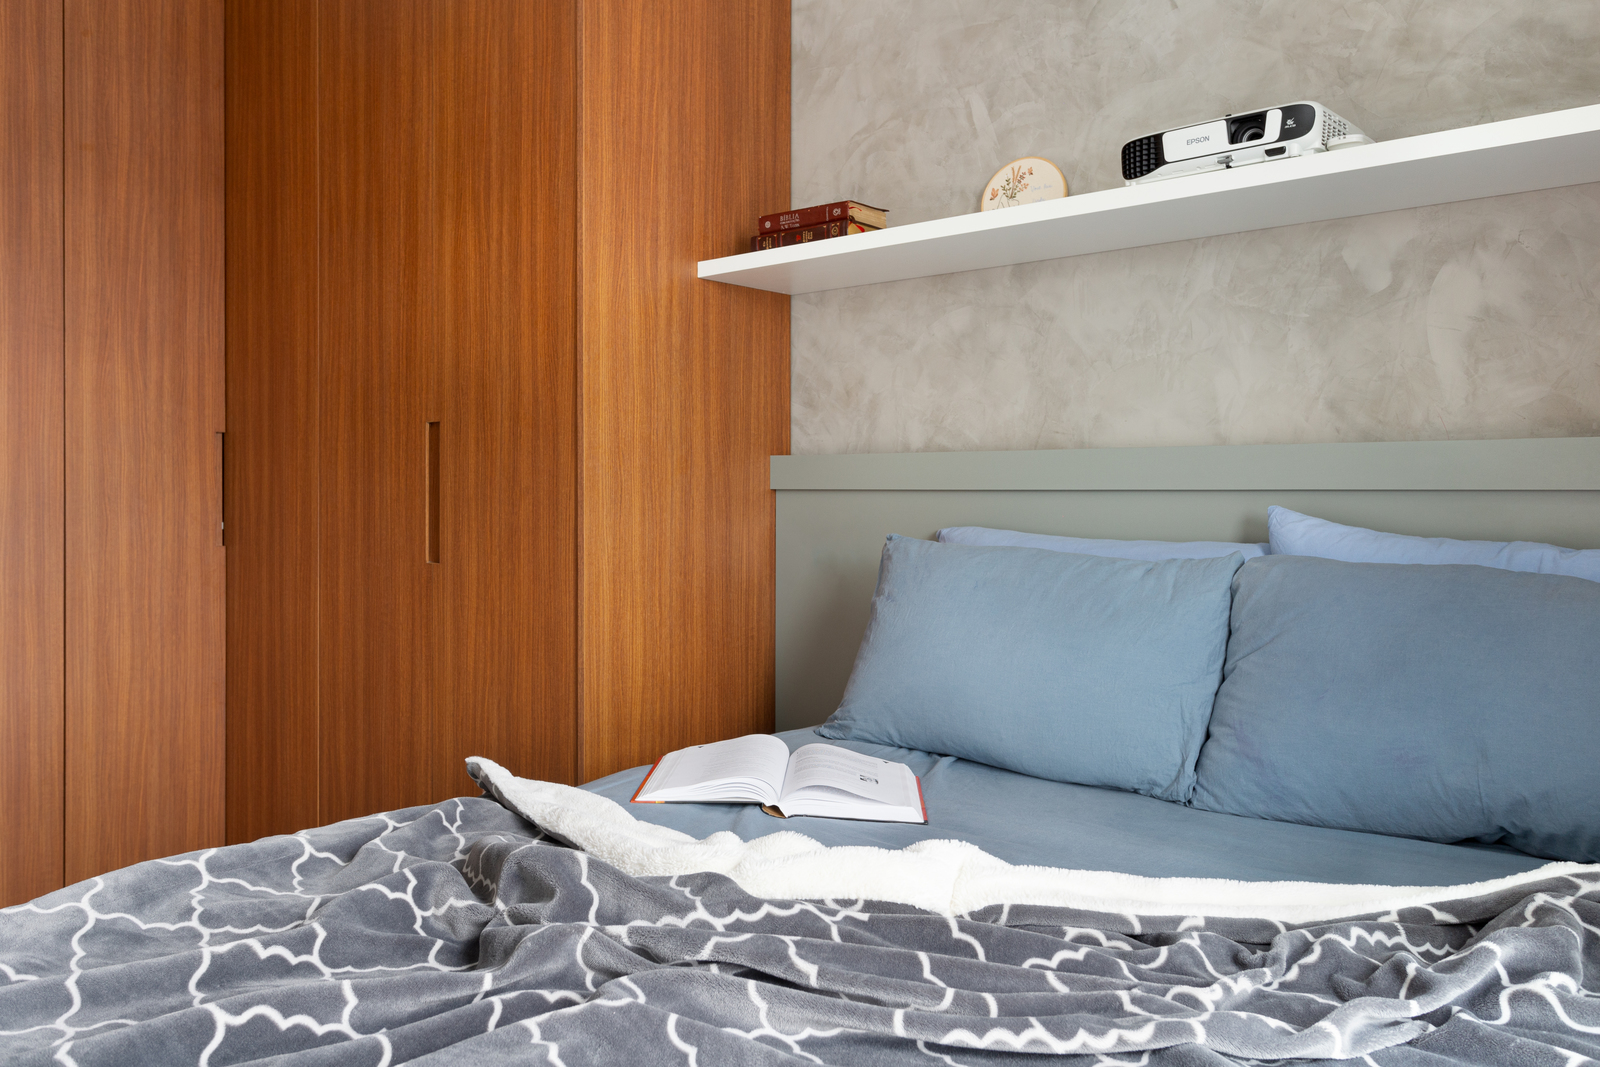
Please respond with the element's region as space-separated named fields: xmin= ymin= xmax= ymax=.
xmin=750 ymin=200 xmax=887 ymax=252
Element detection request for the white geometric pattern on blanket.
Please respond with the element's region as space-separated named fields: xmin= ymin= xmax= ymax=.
xmin=468 ymin=757 xmax=1597 ymax=923
xmin=4 ymin=774 xmax=1599 ymax=1065
xmin=0 ymin=804 xmax=521 ymax=1065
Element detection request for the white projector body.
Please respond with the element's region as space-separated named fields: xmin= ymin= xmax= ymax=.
xmin=1121 ymin=101 xmax=1372 ymax=185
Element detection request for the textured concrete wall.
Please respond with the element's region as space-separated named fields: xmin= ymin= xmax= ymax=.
xmin=790 ymin=1 xmax=1600 ymax=453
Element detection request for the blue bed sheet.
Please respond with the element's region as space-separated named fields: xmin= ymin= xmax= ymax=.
xmin=581 ymin=729 xmax=1547 ymax=886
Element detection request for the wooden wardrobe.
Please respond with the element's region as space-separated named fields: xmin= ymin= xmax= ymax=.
xmin=225 ymin=0 xmax=790 ymax=840
xmin=1 ymin=0 xmax=225 ymax=906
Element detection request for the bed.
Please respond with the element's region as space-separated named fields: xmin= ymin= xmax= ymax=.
xmin=4 ymin=437 xmax=1599 ymax=1066
xmin=585 ymin=730 xmax=1550 ymax=887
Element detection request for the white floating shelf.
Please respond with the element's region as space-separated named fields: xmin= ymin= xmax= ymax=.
xmin=699 ymin=103 xmax=1600 ymax=295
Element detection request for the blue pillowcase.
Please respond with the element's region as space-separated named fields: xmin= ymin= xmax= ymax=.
xmin=1191 ymin=554 xmax=1600 ymax=862
xmin=939 ymin=525 xmax=1269 ymax=561
xmin=1268 ymin=505 xmax=1600 ymax=583
xmin=819 ymin=536 xmax=1243 ymax=802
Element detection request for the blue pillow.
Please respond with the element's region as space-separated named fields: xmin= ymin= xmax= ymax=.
xmin=939 ymin=525 xmax=1269 ymax=561
xmin=1268 ymin=505 xmax=1600 ymax=583
xmin=818 ymin=536 xmax=1243 ymax=802
xmin=1191 ymin=555 xmax=1600 ymax=862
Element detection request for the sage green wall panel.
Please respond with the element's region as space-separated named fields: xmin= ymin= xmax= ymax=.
xmin=777 ymin=487 xmax=1600 ymax=731
xmin=773 ymin=436 xmax=1600 ymax=491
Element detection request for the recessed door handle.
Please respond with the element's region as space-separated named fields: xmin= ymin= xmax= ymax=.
xmin=426 ymin=421 xmax=440 ymax=563
xmin=216 ymin=431 xmax=225 ymax=547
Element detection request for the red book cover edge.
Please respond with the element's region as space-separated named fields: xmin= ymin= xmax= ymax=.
xmin=630 ymin=756 xmax=666 ymax=803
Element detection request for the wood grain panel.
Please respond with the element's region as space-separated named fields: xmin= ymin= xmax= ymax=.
xmin=577 ymin=0 xmax=791 ymax=781
xmin=224 ymin=0 xmax=320 ymax=843
xmin=431 ymin=0 xmax=578 ymax=795
xmin=1 ymin=0 xmax=65 ymax=906
xmin=64 ymin=0 xmax=225 ymax=881
xmin=318 ymin=0 xmax=434 ymax=822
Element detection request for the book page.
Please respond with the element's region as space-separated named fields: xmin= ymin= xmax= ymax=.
xmin=633 ymin=734 xmax=791 ymax=805
xmin=778 ymin=744 xmax=918 ymax=808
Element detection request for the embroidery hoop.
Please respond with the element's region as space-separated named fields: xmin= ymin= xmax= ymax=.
xmin=982 ymin=157 xmax=1068 ymax=211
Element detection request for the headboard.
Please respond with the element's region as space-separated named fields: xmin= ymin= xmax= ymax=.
xmin=773 ymin=437 xmax=1600 ymax=731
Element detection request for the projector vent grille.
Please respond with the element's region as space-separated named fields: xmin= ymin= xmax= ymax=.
xmin=1121 ymin=135 xmax=1164 ymax=181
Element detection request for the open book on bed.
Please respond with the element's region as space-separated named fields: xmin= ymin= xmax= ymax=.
xmin=632 ymin=734 xmax=927 ymax=823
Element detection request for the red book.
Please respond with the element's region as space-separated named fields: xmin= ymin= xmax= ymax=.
xmin=757 ymin=200 xmax=887 ymax=234
xmin=750 ymin=219 xmax=876 ymax=252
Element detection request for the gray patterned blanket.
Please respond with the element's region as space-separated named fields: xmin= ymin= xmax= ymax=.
xmin=3 ymin=786 xmax=1599 ymax=1066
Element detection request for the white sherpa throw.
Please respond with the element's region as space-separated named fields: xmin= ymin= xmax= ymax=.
xmin=466 ymin=756 xmax=1593 ymax=923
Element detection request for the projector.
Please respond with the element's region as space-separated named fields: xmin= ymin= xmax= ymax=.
xmin=1121 ymin=101 xmax=1372 ymax=184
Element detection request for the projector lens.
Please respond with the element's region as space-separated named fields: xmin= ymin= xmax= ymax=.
xmin=1228 ymin=112 xmax=1268 ymax=144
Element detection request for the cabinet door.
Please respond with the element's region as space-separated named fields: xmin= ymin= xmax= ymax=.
xmin=224 ymin=0 xmax=321 ymax=844
xmin=1 ymin=0 xmax=66 ymax=906
xmin=577 ymin=0 xmax=790 ymax=781
xmin=430 ymin=0 xmax=578 ymax=795
xmin=318 ymin=0 xmax=435 ymax=822
xmin=64 ymin=0 xmax=226 ymax=881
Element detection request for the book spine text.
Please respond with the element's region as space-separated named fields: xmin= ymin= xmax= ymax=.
xmin=759 ymin=200 xmax=881 ymax=233
xmin=751 ymin=220 xmax=872 ymax=251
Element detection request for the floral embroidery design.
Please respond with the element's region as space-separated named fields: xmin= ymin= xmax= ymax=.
xmin=988 ymin=164 xmax=1034 ymax=207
